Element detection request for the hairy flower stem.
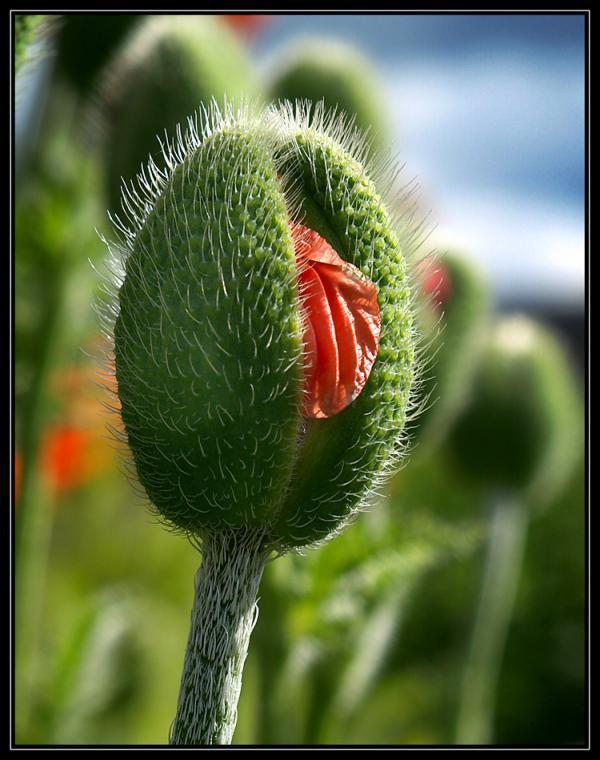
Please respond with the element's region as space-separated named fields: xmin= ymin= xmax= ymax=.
xmin=456 ymin=494 xmax=528 ymax=745
xmin=170 ymin=529 xmax=270 ymax=746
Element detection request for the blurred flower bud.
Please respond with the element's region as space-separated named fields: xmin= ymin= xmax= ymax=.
xmin=447 ymin=315 xmax=582 ymax=503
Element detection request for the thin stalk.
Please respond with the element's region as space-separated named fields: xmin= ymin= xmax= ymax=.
xmin=15 ymin=267 xmax=67 ymax=739
xmin=456 ymin=494 xmax=528 ymax=745
xmin=15 ymin=480 xmax=57 ymax=741
xmin=319 ymin=582 xmax=412 ymax=743
xmin=15 ymin=265 xmax=65 ymax=553
xmin=170 ymin=528 xmax=269 ymax=746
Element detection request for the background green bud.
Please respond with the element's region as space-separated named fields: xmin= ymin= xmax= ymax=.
xmin=449 ymin=316 xmax=583 ymax=746
xmin=99 ymin=15 xmax=261 ymax=212
xmin=268 ymin=38 xmax=390 ymax=153
xmin=447 ymin=315 xmax=582 ymax=501
xmin=411 ymin=251 xmax=490 ymax=451
xmin=55 ymin=13 xmax=140 ymax=95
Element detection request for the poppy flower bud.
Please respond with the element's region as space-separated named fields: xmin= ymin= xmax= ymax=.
xmin=99 ymin=14 xmax=261 ymax=212
xmin=105 ymin=102 xmax=415 ymax=744
xmin=110 ymin=102 xmax=415 ymax=548
xmin=411 ymin=251 xmax=490 ymax=450
xmin=448 ymin=316 xmax=582 ymax=502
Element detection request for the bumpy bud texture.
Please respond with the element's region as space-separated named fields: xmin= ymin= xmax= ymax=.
xmin=100 ymin=14 xmax=260 ymax=212
xmin=448 ymin=316 xmax=581 ymax=501
xmin=108 ymin=103 xmax=415 ymax=550
xmin=269 ymin=38 xmax=390 ymax=153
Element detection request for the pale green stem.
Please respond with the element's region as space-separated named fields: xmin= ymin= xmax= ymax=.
xmin=15 ymin=479 xmax=56 ymax=740
xmin=319 ymin=583 xmax=412 ymax=743
xmin=170 ymin=528 xmax=269 ymax=746
xmin=456 ymin=494 xmax=528 ymax=745
xmin=15 ymin=267 xmax=67 ymax=740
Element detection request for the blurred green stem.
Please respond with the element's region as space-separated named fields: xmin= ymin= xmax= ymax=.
xmin=319 ymin=583 xmax=411 ymax=743
xmin=456 ymin=494 xmax=528 ymax=745
xmin=16 ymin=265 xmax=65 ymax=553
xmin=15 ymin=265 xmax=67 ymax=737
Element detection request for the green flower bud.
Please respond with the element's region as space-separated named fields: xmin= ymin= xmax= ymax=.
xmin=103 ymin=102 xmax=416 ymax=745
xmin=99 ymin=15 xmax=261 ymax=212
xmin=448 ymin=315 xmax=582 ymax=501
xmin=268 ymin=38 xmax=390 ymax=153
xmin=109 ymin=102 xmax=415 ymax=549
xmin=412 ymin=250 xmax=490 ymax=450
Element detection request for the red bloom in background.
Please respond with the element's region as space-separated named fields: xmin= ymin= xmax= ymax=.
xmin=40 ymin=361 xmax=117 ymax=495
xmin=293 ymin=224 xmax=381 ymax=419
xmin=219 ymin=14 xmax=272 ymax=39
xmin=41 ymin=425 xmax=96 ymax=494
xmin=417 ymin=257 xmax=452 ymax=310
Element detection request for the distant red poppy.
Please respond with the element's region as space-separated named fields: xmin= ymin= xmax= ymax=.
xmin=219 ymin=14 xmax=272 ymax=38
xmin=37 ymin=358 xmax=116 ymax=495
xmin=418 ymin=257 xmax=452 ymax=310
xmin=292 ymin=224 xmax=381 ymax=419
xmin=41 ymin=425 xmax=97 ymax=494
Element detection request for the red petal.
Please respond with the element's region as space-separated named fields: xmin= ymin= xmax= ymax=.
xmin=293 ymin=224 xmax=381 ymax=419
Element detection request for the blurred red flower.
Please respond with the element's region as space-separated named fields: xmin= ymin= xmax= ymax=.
xmin=40 ymin=425 xmax=97 ymax=494
xmin=219 ymin=14 xmax=272 ymax=39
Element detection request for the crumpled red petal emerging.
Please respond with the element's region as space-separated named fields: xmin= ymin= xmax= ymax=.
xmin=292 ymin=224 xmax=381 ymax=419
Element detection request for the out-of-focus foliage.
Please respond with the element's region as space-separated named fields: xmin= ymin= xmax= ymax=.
xmin=14 ymin=14 xmax=45 ymax=74
xmin=247 ymin=489 xmax=484 ymax=744
xmin=55 ymin=13 xmax=141 ymax=95
xmin=15 ymin=95 xmax=105 ymax=441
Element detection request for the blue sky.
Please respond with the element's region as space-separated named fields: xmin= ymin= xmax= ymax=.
xmin=16 ymin=13 xmax=585 ymax=309
xmin=257 ymin=14 xmax=586 ymax=308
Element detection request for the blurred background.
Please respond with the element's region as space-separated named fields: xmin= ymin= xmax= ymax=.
xmin=14 ymin=13 xmax=586 ymax=746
